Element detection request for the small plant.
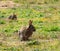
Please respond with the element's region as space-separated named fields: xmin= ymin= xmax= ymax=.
xmin=27 ymin=40 xmax=40 ymax=45
xmin=4 ymin=29 xmax=9 ymax=32
xmin=13 ymin=0 xmax=19 ymax=3
xmin=29 ymin=2 xmax=35 ymax=4
xmin=0 ymin=20 xmax=5 ymax=24
xmin=14 ymin=29 xmax=18 ymax=32
xmin=0 ymin=13 xmax=5 ymax=18
xmin=33 ymin=48 xmax=40 ymax=51
xmin=0 ymin=15 xmax=4 ymax=18
xmin=0 ymin=42 xmax=2 ymax=46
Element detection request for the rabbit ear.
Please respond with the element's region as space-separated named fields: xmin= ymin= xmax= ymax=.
xmin=29 ymin=20 xmax=33 ymax=23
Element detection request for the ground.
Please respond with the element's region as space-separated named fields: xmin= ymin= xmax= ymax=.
xmin=0 ymin=0 xmax=60 ymax=51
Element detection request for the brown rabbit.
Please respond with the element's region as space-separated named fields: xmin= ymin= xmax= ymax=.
xmin=18 ymin=20 xmax=36 ymax=41
xmin=8 ymin=13 xmax=17 ymax=20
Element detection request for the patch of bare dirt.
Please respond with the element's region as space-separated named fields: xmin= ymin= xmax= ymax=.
xmin=0 ymin=1 xmax=20 ymax=8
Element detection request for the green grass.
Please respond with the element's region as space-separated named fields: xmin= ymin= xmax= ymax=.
xmin=0 ymin=0 xmax=60 ymax=51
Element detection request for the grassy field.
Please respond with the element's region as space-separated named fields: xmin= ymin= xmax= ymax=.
xmin=0 ymin=0 xmax=60 ymax=51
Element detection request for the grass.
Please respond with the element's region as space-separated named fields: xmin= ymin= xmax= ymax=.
xmin=0 ymin=0 xmax=60 ymax=51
